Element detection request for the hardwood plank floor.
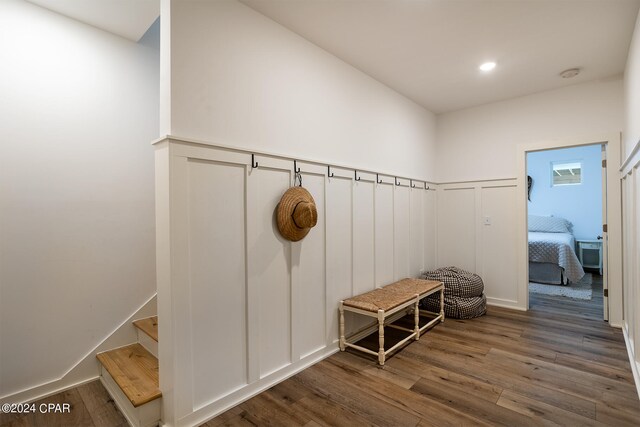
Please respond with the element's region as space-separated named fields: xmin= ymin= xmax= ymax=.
xmin=0 ymin=380 xmax=127 ymax=427
xmin=3 ymin=274 xmax=637 ymax=426
xmin=205 ymin=273 xmax=639 ymax=426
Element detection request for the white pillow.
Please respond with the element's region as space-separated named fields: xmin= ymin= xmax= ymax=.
xmin=528 ymin=215 xmax=571 ymax=233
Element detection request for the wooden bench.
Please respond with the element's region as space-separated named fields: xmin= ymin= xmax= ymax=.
xmin=339 ymin=278 xmax=444 ymax=365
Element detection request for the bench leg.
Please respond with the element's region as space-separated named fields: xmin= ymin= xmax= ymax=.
xmin=378 ymin=309 xmax=385 ymax=366
xmin=339 ymin=301 xmax=345 ymax=351
xmin=439 ymin=287 xmax=445 ymax=323
xmin=414 ymin=296 xmax=420 ymax=340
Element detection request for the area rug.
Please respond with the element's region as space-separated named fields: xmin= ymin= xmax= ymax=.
xmin=529 ymin=273 xmax=593 ymax=300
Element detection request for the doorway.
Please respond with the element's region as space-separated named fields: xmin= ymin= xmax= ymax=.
xmin=516 ymin=134 xmax=622 ymax=326
xmin=526 ymin=144 xmax=605 ymax=318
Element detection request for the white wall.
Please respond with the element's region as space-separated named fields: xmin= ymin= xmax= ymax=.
xmin=166 ymin=0 xmax=437 ymax=182
xmin=159 ymin=0 xmax=437 ymax=424
xmin=437 ymin=78 xmax=624 ymax=183
xmin=621 ymin=7 xmax=640 ymax=398
xmin=625 ymin=9 xmax=640 ymax=159
xmin=435 ymin=79 xmax=624 ymax=312
xmin=0 ymin=0 xmax=159 ymax=399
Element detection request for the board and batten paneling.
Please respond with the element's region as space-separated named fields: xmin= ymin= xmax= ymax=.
xmin=620 ymin=138 xmax=640 ymax=399
xmin=410 ymin=187 xmax=425 ymax=277
xmin=437 ymin=180 xmax=521 ymax=310
xmin=393 ymin=184 xmax=411 ymax=280
xmin=374 ymin=182 xmax=395 ymax=287
xmin=423 ymin=189 xmax=437 ymax=271
xmin=629 ymin=169 xmax=640 ymax=362
xmin=186 ymin=159 xmax=248 ymax=409
xmin=480 ymin=185 xmax=519 ymax=304
xmin=352 ymin=181 xmax=375 ymax=296
xmin=437 ymin=187 xmax=476 ymax=272
xmin=154 ymin=137 xmax=438 ymax=426
xmin=248 ymin=166 xmax=293 ymax=379
xmin=294 ymin=171 xmax=326 ymax=359
xmin=326 ymin=174 xmax=357 ymax=340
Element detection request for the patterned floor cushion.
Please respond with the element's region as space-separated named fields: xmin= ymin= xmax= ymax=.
xmin=421 ymin=266 xmax=484 ymax=298
xmin=422 ymin=293 xmax=487 ymax=319
xmin=420 ymin=267 xmax=487 ymax=319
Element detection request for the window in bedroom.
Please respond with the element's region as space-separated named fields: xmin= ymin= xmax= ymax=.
xmin=551 ymin=161 xmax=582 ymax=186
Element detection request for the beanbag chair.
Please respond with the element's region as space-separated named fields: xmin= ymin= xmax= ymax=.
xmin=420 ymin=266 xmax=487 ymax=319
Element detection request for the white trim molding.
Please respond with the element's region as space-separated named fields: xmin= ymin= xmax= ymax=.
xmin=623 ymin=325 xmax=640 ymax=400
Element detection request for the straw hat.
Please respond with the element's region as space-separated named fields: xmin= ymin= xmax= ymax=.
xmin=277 ymin=187 xmax=318 ymax=242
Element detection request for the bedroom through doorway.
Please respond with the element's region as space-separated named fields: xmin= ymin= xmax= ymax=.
xmin=526 ymin=143 xmax=606 ymax=319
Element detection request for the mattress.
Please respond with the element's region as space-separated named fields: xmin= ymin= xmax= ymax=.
xmin=528 ymin=232 xmax=585 ymax=283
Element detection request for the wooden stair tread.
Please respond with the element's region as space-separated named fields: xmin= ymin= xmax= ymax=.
xmin=96 ymin=343 xmax=161 ymax=407
xmin=133 ymin=316 xmax=158 ymax=342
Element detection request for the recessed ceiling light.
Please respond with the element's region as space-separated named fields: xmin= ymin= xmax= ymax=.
xmin=479 ymin=61 xmax=496 ymax=72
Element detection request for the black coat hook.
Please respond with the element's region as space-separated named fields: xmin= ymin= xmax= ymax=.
xmin=395 ymin=177 xmax=400 ymax=186
xmin=410 ymin=179 xmax=416 ymax=188
xmin=424 ymin=182 xmax=429 ymax=190
xmin=251 ymin=154 xmax=259 ymax=169
xmin=328 ymin=166 xmax=334 ymax=177
xmin=354 ymin=170 xmax=361 ymax=181
xmin=294 ymin=160 xmax=300 ymax=173
xmin=376 ymin=173 xmax=383 ymax=184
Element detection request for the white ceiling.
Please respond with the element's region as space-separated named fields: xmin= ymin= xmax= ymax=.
xmin=26 ymin=0 xmax=159 ymax=42
xmin=24 ymin=0 xmax=640 ymax=113
xmin=240 ymin=0 xmax=640 ymax=113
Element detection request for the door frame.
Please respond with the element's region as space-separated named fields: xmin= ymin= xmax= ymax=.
xmin=516 ymin=133 xmax=623 ymax=327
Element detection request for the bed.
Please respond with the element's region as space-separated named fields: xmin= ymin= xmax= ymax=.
xmin=528 ymin=215 xmax=585 ymax=285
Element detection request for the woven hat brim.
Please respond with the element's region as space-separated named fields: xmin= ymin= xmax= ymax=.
xmin=277 ymin=187 xmax=316 ymax=242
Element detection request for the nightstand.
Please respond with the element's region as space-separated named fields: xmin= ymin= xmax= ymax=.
xmin=576 ymin=239 xmax=603 ymax=275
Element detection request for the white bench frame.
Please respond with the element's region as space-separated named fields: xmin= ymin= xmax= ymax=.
xmin=339 ymin=283 xmax=445 ymax=366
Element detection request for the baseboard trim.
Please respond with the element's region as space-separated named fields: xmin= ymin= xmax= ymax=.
xmin=622 ymin=324 xmax=640 ymax=400
xmin=0 ymin=376 xmax=100 ymax=407
xmin=183 ymin=345 xmax=339 ymax=427
xmin=486 ymin=297 xmax=525 ymax=311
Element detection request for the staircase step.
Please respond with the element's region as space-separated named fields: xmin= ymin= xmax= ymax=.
xmin=133 ymin=316 xmax=158 ymax=342
xmin=96 ymin=344 xmax=161 ymax=407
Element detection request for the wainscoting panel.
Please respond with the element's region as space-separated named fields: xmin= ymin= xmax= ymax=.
xmin=620 ymin=141 xmax=640 ymax=398
xmin=410 ymin=188 xmax=425 ymax=277
xmin=353 ymin=181 xmax=376 ymax=296
xmin=393 ymin=185 xmax=411 ymax=280
xmin=294 ymin=171 xmax=327 ymax=359
xmin=437 ymin=187 xmax=476 ymax=272
xmin=622 ymin=174 xmax=631 ymax=351
xmin=437 ymin=179 xmax=521 ymax=309
xmin=423 ymin=189 xmax=437 ymax=271
xmin=374 ymin=182 xmax=395 ymax=287
xmin=248 ymin=166 xmax=292 ymax=378
xmin=628 ymin=169 xmax=640 ymax=362
xmin=480 ymin=185 xmax=519 ymax=304
xmin=326 ymin=176 xmax=355 ymax=340
xmin=155 ymin=137 xmax=438 ymax=425
xmin=187 ymin=159 xmax=248 ymax=409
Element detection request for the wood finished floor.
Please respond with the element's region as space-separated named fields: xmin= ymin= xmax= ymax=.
xmin=3 ymin=274 xmax=638 ymax=426
xmin=0 ymin=380 xmax=127 ymax=427
xmin=205 ymin=274 xmax=640 ymax=426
